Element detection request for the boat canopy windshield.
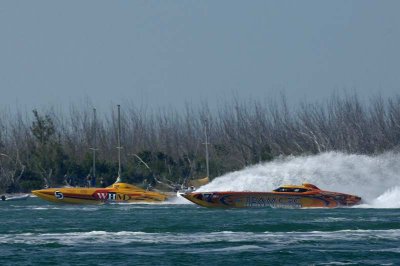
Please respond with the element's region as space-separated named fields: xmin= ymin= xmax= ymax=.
xmin=273 ymin=187 xmax=309 ymax=193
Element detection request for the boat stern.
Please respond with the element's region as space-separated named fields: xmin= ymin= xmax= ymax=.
xmin=341 ymin=194 xmax=362 ymax=206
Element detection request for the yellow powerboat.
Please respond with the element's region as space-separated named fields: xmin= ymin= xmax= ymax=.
xmin=32 ymin=106 xmax=168 ymax=204
xmin=32 ymin=182 xmax=167 ymax=204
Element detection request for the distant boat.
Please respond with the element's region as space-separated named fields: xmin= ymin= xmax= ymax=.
xmin=180 ymin=183 xmax=362 ymax=208
xmin=187 ymin=176 xmax=210 ymax=188
xmin=1 ymin=194 xmax=30 ymax=201
xmin=32 ymin=105 xmax=168 ymax=204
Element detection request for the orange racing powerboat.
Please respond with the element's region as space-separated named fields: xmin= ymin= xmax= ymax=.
xmin=180 ymin=183 xmax=361 ymax=208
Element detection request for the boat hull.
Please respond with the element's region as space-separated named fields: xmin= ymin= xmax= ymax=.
xmin=32 ymin=183 xmax=168 ymax=204
xmin=1 ymin=194 xmax=30 ymax=201
xmin=181 ymin=191 xmax=361 ymax=208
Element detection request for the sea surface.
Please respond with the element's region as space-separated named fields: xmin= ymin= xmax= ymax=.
xmin=1 ymin=197 xmax=400 ymax=266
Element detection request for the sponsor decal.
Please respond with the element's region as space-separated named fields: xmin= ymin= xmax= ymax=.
xmin=202 ymin=193 xmax=213 ymax=202
xmin=93 ymin=191 xmax=130 ymax=201
xmin=55 ymin=191 xmax=64 ymax=200
xmin=95 ymin=192 xmax=109 ymax=200
xmin=246 ymin=196 xmax=301 ymax=208
xmin=220 ymin=195 xmax=235 ymax=205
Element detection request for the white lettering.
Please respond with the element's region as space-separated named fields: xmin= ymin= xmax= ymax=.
xmin=55 ymin=191 xmax=63 ymax=200
xmin=108 ymin=193 xmax=117 ymax=200
xmin=97 ymin=192 xmax=108 ymax=200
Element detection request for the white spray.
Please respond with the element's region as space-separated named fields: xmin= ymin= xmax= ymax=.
xmin=197 ymin=152 xmax=400 ymax=208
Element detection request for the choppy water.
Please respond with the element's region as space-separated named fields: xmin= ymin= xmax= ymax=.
xmin=1 ymin=198 xmax=400 ymax=265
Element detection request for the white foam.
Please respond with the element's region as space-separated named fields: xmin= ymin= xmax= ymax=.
xmin=105 ymin=196 xmax=191 ymax=206
xmin=1 ymin=229 xmax=399 ymax=245
xmin=372 ymin=247 xmax=400 ymax=254
xmin=202 ymin=245 xmax=264 ymax=253
xmin=197 ymin=152 xmax=400 ymax=208
xmin=163 ymin=193 xmax=193 ymax=205
xmin=28 ymin=205 xmax=101 ymax=211
xmin=359 ymin=186 xmax=400 ymax=209
xmin=314 ymin=217 xmax=351 ymax=223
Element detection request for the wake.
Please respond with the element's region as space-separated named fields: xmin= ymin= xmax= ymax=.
xmin=197 ymin=152 xmax=400 ymax=208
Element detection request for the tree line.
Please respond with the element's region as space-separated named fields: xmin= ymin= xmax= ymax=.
xmin=1 ymin=94 xmax=400 ymax=193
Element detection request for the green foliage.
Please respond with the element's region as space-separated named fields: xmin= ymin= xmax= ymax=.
xmin=29 ymin=109 xmax=68 ymax=187
xmin=260 ymin=145 xmax=273 ymax=162
xmin=20 ymin=180 xmax=44 ymax=192
xmin=31 ymin=109 xmax=55 ymax=145
xmin=94 ymin=160 xmax=118 ymax=187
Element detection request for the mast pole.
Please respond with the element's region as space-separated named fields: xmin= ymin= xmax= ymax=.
xmin=204 ymin=119 xmax=210 ymax=178
xmin=117 ymin=104 xmax=122 ymax=180
xmin=92 ymin=108 xmax=96 ymax=186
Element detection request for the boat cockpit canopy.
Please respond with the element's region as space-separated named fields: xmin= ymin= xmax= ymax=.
xmin=273 ymin=187 xmax=309 ymax=193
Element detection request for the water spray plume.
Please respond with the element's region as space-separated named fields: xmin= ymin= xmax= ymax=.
xmin=198 ymin=152 xmax=400 ymax=208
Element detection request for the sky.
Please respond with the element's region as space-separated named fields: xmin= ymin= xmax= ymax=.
xmin=1 ymin=0 xmax=399 ymax=112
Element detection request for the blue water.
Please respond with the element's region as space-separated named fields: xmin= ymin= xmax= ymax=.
xmin=1 ymin=197 xmax=400 ymax=265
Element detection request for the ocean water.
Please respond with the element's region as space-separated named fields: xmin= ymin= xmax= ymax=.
xmin=2 ymin=152 xmax=400 ymax=265
xmin=1 ymin=198 xmax=400 ymax=266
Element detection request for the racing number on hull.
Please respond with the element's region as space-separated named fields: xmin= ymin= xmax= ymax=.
xmin=55 ymin=191 xmax=64 ymax=200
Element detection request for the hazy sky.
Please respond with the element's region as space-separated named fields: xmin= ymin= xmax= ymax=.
xmin=1 ymin=1 xmax=399 ymax=111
